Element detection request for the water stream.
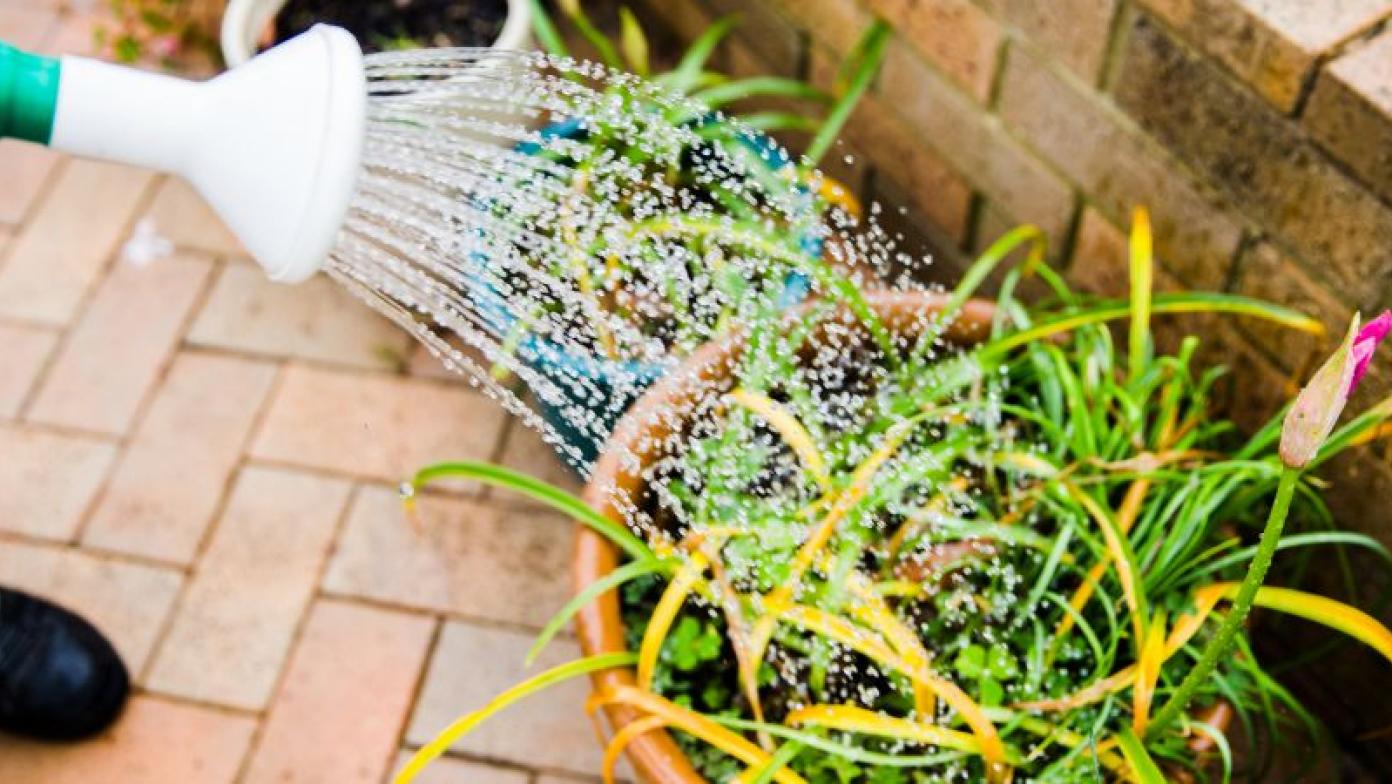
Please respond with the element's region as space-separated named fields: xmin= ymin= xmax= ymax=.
xmin=326 ymin=47 xmax=942 ymax=473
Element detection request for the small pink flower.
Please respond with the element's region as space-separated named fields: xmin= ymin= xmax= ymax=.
xmin=1280 ymin=310 xmax=1392 ymax=468
xmin=150 ymin=34 xmax=181 ymax=59
xmin=1351 ymin=311 xmax=1392 ymax=391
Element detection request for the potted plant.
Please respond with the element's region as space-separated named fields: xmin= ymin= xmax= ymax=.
xmin=219 ymin=0 xmax=532 ymax=65
xmin=398 ymin=213 xmax=1392 ymax=783
xmin=489 ymin=1 xmax=889 ymax=469
xmin=94 ymin=0 xmax=223 ymax=70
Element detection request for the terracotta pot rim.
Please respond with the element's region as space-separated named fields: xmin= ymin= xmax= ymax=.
xmin=571 ymin=289 xmax=999 ymax=784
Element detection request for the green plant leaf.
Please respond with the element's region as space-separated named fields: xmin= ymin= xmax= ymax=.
xmin=1114 ymin=726 xmax=1166 ymax=784
xmin=409 ymin=461 xmax=651 ymax=561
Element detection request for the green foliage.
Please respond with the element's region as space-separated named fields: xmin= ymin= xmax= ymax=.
xmin=93 ymin=0 xmax=220 ymax=68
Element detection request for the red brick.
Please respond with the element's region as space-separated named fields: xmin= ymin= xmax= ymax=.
xmin=82 ymin=352 xmax=277 ymax=563
xmin=0 ymin=425 xmax=115 ymax=540
xmin=243 ymin=600 xmax=435 ymax=784
xmin=1304 ymin=30 xmax=1392 ymax=205
xmin=1231 ymin=241 xmax=1353 ymax=376
xmin=879 ymin=40 xmax=1075 ymax=245
xmin=0 ymin=322 xmax=56 ymax=418
xmin=1139 ymin=0 xmax=1392 ymax=112
xmin=844 ymin=97 xmax=973 ymax=244
xmin=0 ymin=160 xmax=155 ymax=325
xmin=769 ymin=0 xmax=871 ymax=55
xmin=0 ymin=540 xmax=182 ymax=677
xmin=323 ymin=487 xmax=572 ymax=627
xmin=704 ymin=0 xmax=803 ymax=78
xmin=0 ymin=696 xmax=255 ymax=784
xmin=865 ymin=0 xmax=1002 ymax=101
xmin=1068 ymin=207 xmax=1131 ymax=298
xmin=251 ymin=361 xmax=510 ymax=484
xmin=984 ymin=0 xmax=1119 ymax=82
xmin=1000 ymin=45 xmax=1243 ymax=291
xmin=147 ymin=466 xmax=351 ymax=710
xmin=28 ymin=254 xmax=212 ymax=435
xmin=1114 ymin=15 xmax=1392 ymax=307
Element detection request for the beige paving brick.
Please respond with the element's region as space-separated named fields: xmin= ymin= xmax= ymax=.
xmin=865 ymin=0 xmax=1002 ymax=101
xmin=243 ymin=599 xmax=435 ymax=784
xmin=0 ymin=540 xmax=182 ymax=677
xmin=252 ymin=364 xmax=509 ymax=483
xmin=0 ymin=425 xmax=115 ymax=540
xmin=983 ymin=0 xmax=1118 ymax=82
xmin=0 ymin=3 xmax=57 ymax=47
xmin=0 ymin=160 xmax=154 ymax=325
xmin=142 ymin=176 xmax=244 ymax=256
xmin=189 ymin=263 xmax=412 ymax=370
xmin=1305 ymin=29 xmax=1392 ymax=205
xmin=0 ymin=143 xmax=60 ymax=227
xmin=878 ymin=40 xmax=1075 ymax=245
xmin=407 ymin=622 xmax=604 ymax=775
xmin=389 ymin=752 xmax=530 ymax=784
xmin=27 ymin=254 xmax=212 ymax=435
xmin=147 ymin=466 xmax=350 ymax=710
xmin=323 ymin=487 xmax=571 ymax=627
xmin=1115 ymin=15 xmax=1392 ymax=307
xmin=0 ymin=322 xmax=57 ymax=418
xmin=82 ymin=352 xmax=277 ymax=563
xmin=1139 ymin=0 xmax=1392 ymax=112
xmin=0 ymin=695 xmax=255 ymax=784
xmin=495 ymin=417 xmax=584 ymax=502
xmin=999 ymin=45 xmax=1243 ymax=291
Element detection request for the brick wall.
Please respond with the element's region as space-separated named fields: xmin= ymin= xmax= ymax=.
xmin=622 ymin=0 xmax=1392 ymax=765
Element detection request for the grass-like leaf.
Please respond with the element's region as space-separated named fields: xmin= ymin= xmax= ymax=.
xmin=409 ymin=461 xmax=651 ymax=561
xmin=394 ymin=652 xmax=636 ymax=784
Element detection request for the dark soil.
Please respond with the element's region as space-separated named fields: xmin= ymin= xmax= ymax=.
xmin=274 ymin=0 xmax=509 ymax=52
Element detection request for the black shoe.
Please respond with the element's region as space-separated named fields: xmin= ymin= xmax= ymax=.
xmin=0 ymin=587 xmax=129 ymax=740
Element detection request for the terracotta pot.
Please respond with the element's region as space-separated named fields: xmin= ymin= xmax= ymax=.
xmin=573 ymin=289 xmax=997 ymax=783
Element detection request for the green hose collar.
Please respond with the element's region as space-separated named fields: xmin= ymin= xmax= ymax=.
xmin=0 ymin=41 xmax=61 ymax=144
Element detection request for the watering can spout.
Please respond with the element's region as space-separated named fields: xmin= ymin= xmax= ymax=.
xmin=0 ymin=25 xmax=366 ymax=283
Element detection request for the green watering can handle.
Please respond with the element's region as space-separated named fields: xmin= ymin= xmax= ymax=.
xmin=0 ymin=39 xmax=61 ymax=144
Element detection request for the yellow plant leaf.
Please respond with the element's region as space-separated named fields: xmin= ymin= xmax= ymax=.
xmin=1064 ymin=481 xmax=1147 ymax=645
xmin=1215 ymin=582 xmax=1392 ymax=664
xmin=637 ymin=551 xmax=709 ymax=690
xmin=603 ymin=716 xmax=666 ymax=784
xmin=786 ymin=704 xmax=981 ymax=753
xmin=596 ymin=685 xmax=809 ymax=784
xmin=780 ymin=605 xmax=1009 ymax=776
xmin=1132 ymin=610 xmax=1167 ymax=735
xmin=728 ymin=389 xmax=831 ymax=491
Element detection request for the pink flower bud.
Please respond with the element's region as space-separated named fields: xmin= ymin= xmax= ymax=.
xmin=1280 ymin=311 xmax=1392 ymax=469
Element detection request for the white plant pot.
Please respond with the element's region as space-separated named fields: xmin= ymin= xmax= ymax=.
xmin=220 ymin=0 xmax=533 ymax=66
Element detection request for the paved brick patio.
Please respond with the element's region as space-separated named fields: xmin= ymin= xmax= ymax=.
xmin=0 ymin=4 xmax=601 ymax=782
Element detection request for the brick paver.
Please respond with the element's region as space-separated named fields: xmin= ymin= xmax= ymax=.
xmin=0 ymin=160 xmax=154 ymax=325
xmin=0 ymin=425 xmax=116 ymax=541
xmin=0 ymin=696 xmax=256 ymax=783
xmin=147 ymin=467 xmax=350 ymax=710
xmin=0 ymin=540 xmax=182 ymax=678
xmin=189 ymin=263 xmax=413 ymax=370
xmin=27 ymin=254 xmax=212 ymax=435
xmin=390 ymin=752 xmax=531 ymax=784
xmin=243 ymin=599 xmax=435 ymax=784
xmin=82 ymin=352 xmax=277 ymax=563
xmin=407 ymin=622 xmax=606 ymax=776
xmin=323 ymin=487 xmax=572 ymax=627
xmin=252 ymin=363 xmax=508 ymax=483
xmin=0 ymin=322 xmax=57 ymax=418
